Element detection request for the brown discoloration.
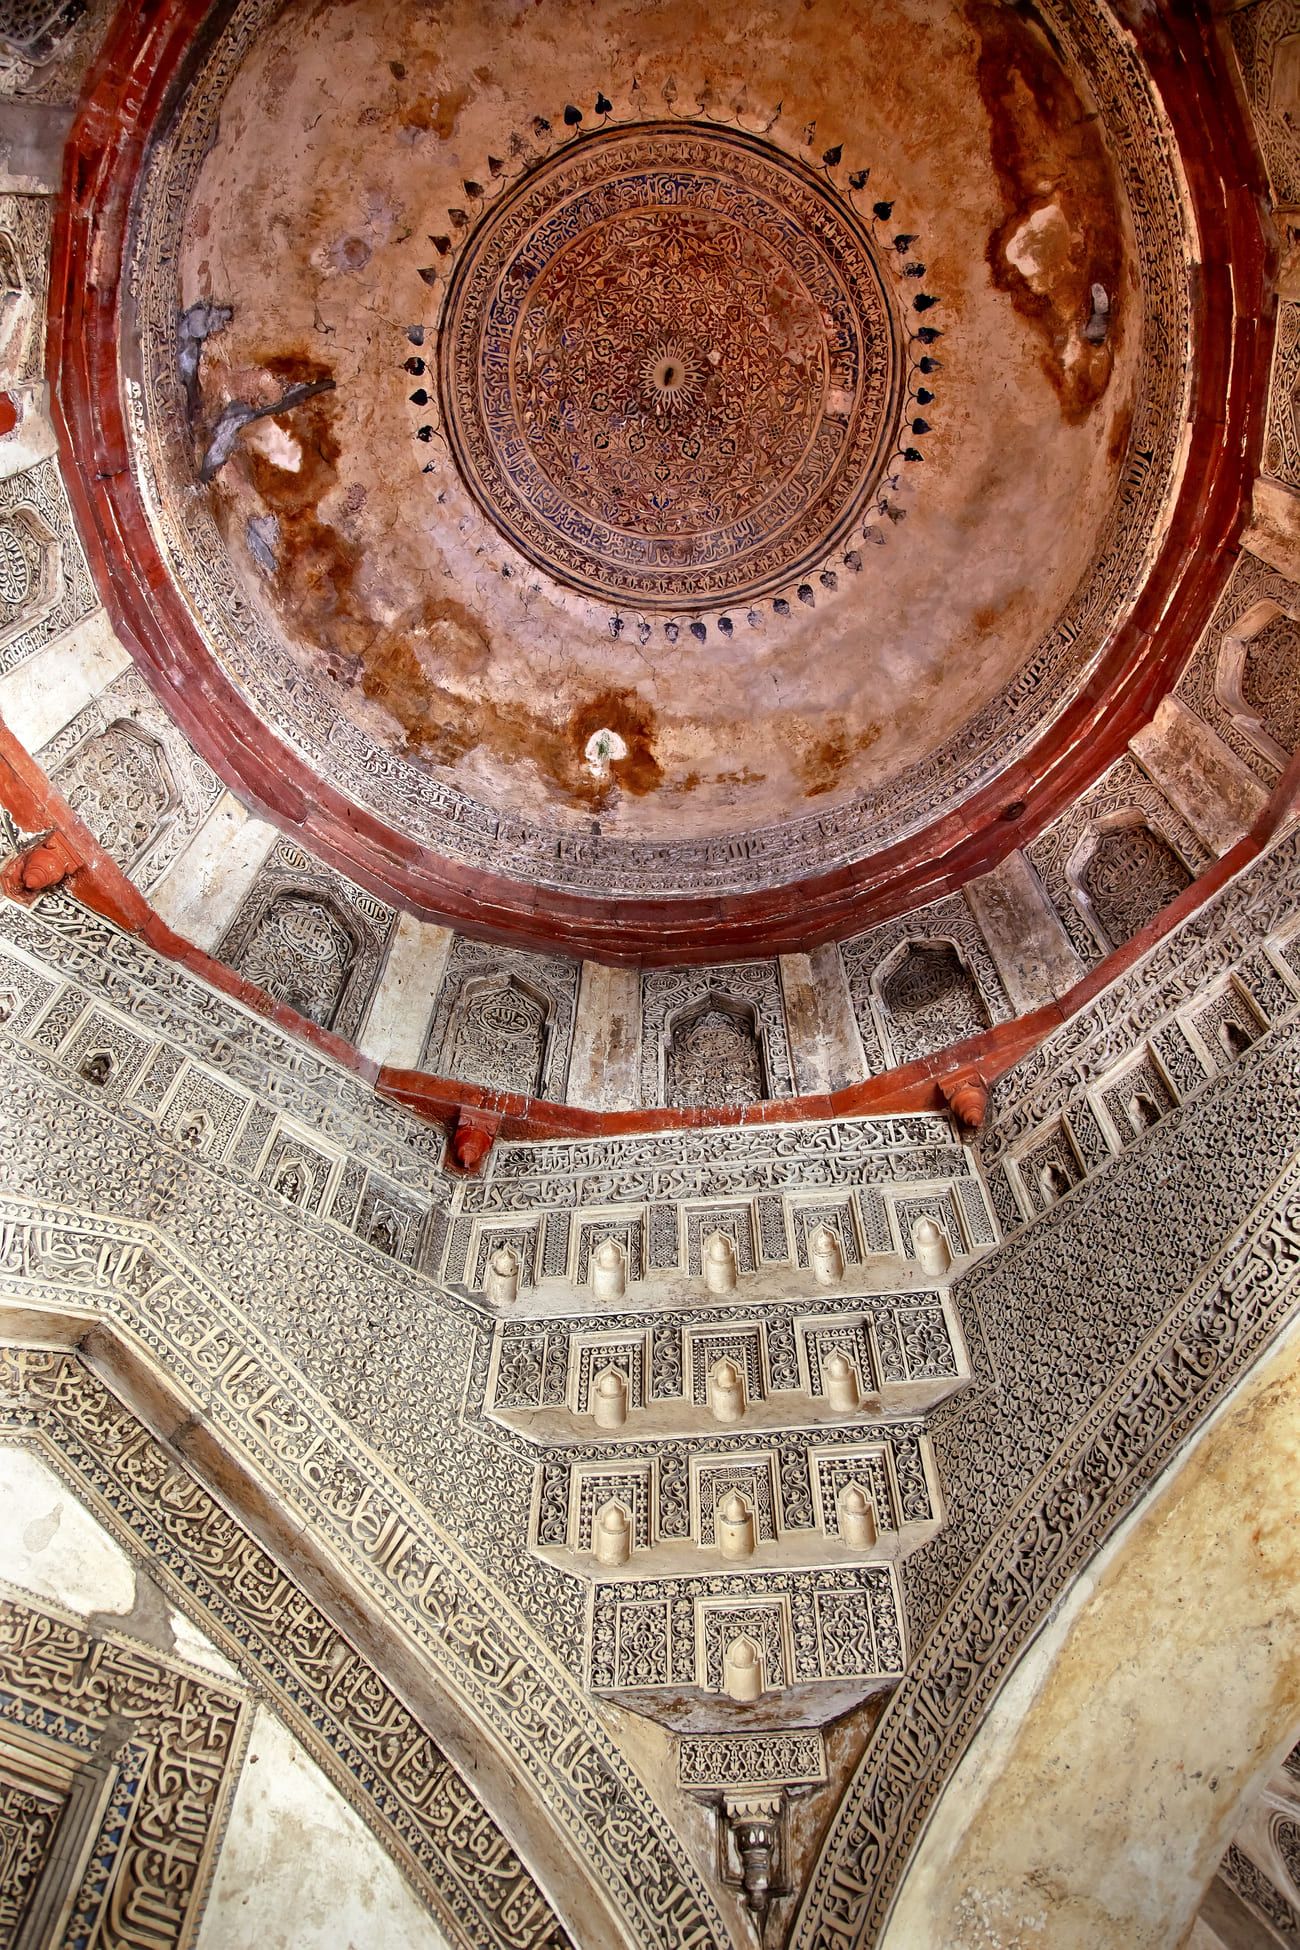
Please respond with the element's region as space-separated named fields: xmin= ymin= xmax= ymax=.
xmin=972 ymin=586 xmax=1028 ymax=635
xmin=400 ymin=85 xmax=472 ymax=138
xmin=212 ymin=357 xmax=673 ymax=810
xmin=797 ymin=722 xmax=882 ymax=798
xmin=968 ymin=0 xmax=1123 ymax=422
xmin=179 ymin=0 xmax=1153 ymax=857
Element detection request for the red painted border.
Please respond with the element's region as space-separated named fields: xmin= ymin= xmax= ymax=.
xmin=46 ymin=2 xmax=1271 ymax=964
xmin=4 ymin=709 xmax=1297 ymax=1158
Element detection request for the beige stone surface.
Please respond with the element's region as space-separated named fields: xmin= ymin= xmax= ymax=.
xmin=965 ymin=852 xmax=1085 ymax=1011
xmin=358 ymin=911 xmax=454 ymax=1068
xmin=197 ymin=1706 xmax=452 ymax=1950
xmin=780 ymin=945 xmax=868 ymax=1091
xmin=148 ymin=790 xmax=279 ymax=949
xmin=884 ymin=1314 xmax=1300 ymax=1950
xmin=568 ymin=961 xmax=643 ymax=1108
xmin=1131 ymin=699 xmax=1269 ymax=857
xmin=0 ymin=606 xmax=131 ymax=753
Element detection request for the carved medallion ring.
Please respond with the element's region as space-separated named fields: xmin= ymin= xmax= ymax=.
xmin=438 ymin=123 xmax=904 ymax=610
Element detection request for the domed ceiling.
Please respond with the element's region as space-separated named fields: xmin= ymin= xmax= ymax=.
xmin=56 ymin=0 xmax=1251 ymax=953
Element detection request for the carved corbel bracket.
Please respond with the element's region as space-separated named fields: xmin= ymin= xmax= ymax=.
xmin=939 ymin=1070 xmax=989 ymax=1133
xmin=449 ymin=1106 xmax=502 ymax=1174
xmin=0 ymin=828 xmax=79 ymax=904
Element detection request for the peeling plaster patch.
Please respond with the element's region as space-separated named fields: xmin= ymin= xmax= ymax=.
xmin=244 ymin=418 xmax=302 ymax=471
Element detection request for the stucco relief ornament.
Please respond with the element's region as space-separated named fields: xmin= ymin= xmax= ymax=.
xmin=416 ymin=102 xmax=937 ymax=620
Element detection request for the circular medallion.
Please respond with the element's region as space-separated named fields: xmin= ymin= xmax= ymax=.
xmin=438 ymin=123 xmax=904 ymax=610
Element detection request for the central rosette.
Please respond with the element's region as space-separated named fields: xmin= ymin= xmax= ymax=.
xmin=438 ymin=123 xmax=902 ymax=610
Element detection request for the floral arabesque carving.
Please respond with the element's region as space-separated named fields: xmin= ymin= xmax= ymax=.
xmin=0 ymin=1356 xmax=573 ymax=1950
xmin=665 ymin=996 xmax=767 ymax=1109
xmin=841 ymin=892 xmax=1011 ymax=1073
xmin=39 ymin=668 xmax=220 ymax=891
xmin=422 ymin=935 xmax=578 ymax=1103
xmin=641 ymin=960 xmax=793 ymax=1107
xmin=1025 ymin=752 xmax=1209 ymax=967
xmin=217 ymin=836 xmax=396 ymax=1040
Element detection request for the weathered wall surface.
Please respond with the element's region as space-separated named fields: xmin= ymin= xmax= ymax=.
xmin=882 ymin=1319 xmax=1300 ymax=1950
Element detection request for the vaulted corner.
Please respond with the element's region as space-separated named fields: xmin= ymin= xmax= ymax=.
xmin=1 ymin=0 xmax=1299 ymax=1946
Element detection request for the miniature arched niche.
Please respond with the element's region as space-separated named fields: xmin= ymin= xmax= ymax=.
xmin=872 ymin=938 xmax=991 ymax=1066
xmin=1066 ymin=812 xmax=1195 ymax=955
xmin=441 ymin=971 xmax=553 ymax=1096
xmin=232 ymin=885 xmax=363 ymax=1031
xmin=0 ymin=504 xmax=62 ymax=650
xmin=664 ymin=993 xmax=767 ymax=1108
xmin=1216 ymin=596 xmax=1300 ymax=772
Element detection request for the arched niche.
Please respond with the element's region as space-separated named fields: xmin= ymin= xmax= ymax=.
xmin=1216 ymin=595 xmax=1300 ymax=773
xmin=877 ymin=1318 xmax=1300 ymax=1950
xmin=441 ymin=970 xmax=553 ymax=1096
xmin=52 ymin=718 xmax=178 ymax=875
xmin=231 ymin=885 xmax=363 ymax=1031
xmin=871 ymin=938 xmax=991 ymax=1067
xmin=1066 ymin=811 xmax=1195 ymax=956
xmin=663 ymin=993 xmax=767 ymax=1107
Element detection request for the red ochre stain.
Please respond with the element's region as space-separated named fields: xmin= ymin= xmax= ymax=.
xmin=972 ymin=585 xmax=1028 ymax=635
xmin=209 ymin=354 xmax=674 ymax=811
xmin=401 ymin=84 xmax=472 ymax=138
xmin=798 ymin=722 xmax=882 ymax=798
xmin=967 ymin=0 xmax=1123 ymax=423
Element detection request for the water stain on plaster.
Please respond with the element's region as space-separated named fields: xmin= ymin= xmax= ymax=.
xmin=968 ymin=0 xmax=1123 ymax=423
xmin=798 ymin=721 xmax=884 ymax=798
xmin=181 ymin=0 xmax=1149 ymax=849
xmin=211 ymin=355 xmax=669 ymax=811
xmin=401 ymin=84 xmax=474 ymax=138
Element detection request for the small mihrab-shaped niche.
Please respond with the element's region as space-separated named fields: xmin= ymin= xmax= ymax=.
xmin=53 ymin=721 xmax=177 ymax=875
xmin=1076 ymin=819 xmax=1193 ymax=952
xmin=443 ymin=973 xmax=550 ymax=1097
xmin=234 ymin=889 xmax=359 ymax=1030
xmin=877 ymin=940 xmax=990 ymax=1065
xmin=665 ymin=996 xmax=765 ymax=1108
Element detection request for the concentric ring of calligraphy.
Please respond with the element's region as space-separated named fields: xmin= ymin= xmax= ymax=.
xmin=438 ymin=123 xmax=904 ymax=611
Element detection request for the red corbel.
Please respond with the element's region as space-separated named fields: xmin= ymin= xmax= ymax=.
xmin=449 ymin=1107 xmax=502 ymax=1174
xmin=1 ymin=830 xmax=80 ymax=903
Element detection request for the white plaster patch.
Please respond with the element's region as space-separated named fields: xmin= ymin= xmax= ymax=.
xmin=1004 ymin=202 xmax=1071 ymax=291
xmin=0 ymin=1444 xmax=136 ymax=1616
xmin=584 ymin=727 xmax=628 ymax=781
xmin=243 ymin=418 xmax=303 ymax=471
xmin=197 ymin=1706 xmax=452 ymax=1949
xmin=0 ymin=384 xmax=58 ymax=482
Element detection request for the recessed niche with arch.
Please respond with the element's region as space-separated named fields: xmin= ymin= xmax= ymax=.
xmin=872 ymin=938 xmax=991 ymax=1066
xmin=664 ymin=993 xmax=767 ymax=1108
xmin=441 ymin=970 xmax=554 ymax=1097
xmin=1216 ymin=595 xmax=1300 ymax=772
xmin=1065 ymin=812 xmax=1195 ymax=956
xmin=52 ymin=719 xmax=179 ymax=877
